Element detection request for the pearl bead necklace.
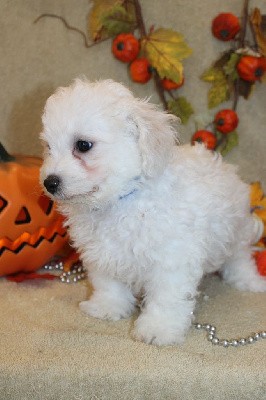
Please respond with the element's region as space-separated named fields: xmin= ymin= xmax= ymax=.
xmin=44 ymin=259 xmax=86 ymax=283
xmin=194 ymin=322 xmax=266 ymax=347
xmin=44 ymin=259 xmax=265 ymax=347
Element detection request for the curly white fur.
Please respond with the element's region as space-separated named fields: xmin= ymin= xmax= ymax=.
xmin=40 ymin=78 xmax=266 ymax=346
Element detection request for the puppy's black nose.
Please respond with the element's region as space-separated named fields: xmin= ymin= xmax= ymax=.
xmin=43 ymin=175 xmax=61 ymax=195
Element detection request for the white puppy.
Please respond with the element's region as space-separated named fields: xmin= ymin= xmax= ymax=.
xmin=40 ymin=78 xmax=266 ymax=345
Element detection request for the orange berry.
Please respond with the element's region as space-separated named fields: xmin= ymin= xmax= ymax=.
xmin=161 ymin=77 xmax=184 ymax=91
xmin=214 ymin=109 xmax=239 ymax=134
xmin=130 ymin=58 xmax=152 ymax=83
xmin=254 ymin=250 xmax=266 ymax=276
xmin=237 ymin=56 xmax=266 ymax=82
xmin=191 ymin=130 xmax=217 ymax=150
xmin=112 ymin=33 xmax=140 ymax=63
xmin=212 ymin=13 xmax=240 ymax=41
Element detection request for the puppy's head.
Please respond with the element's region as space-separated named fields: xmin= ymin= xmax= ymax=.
xmin=40 ymin=78 xmax=179 ymax=206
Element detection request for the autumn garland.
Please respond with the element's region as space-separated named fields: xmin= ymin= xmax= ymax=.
xmin=34 ymin=0 xmax=266 ymax=156
xmin=196 ymin=0 xmax=266 ymax=155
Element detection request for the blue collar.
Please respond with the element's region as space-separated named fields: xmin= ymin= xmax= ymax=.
xmin=118 ymin=176 xmax=141 ymax=201
xmin=119 ymin=188 xmax=138 ymax=200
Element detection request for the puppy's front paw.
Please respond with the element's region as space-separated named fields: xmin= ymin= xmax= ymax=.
xmin=133 ymin=312 xmax=187 ymax=346
xmin=79 ymin=295 xmax=136 ymax=321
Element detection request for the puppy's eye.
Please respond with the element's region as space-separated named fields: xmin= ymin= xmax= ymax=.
xmin=75 ymin=140 xmax=93 ymax=153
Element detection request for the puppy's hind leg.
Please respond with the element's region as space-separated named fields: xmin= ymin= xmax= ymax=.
xmin=221 ymin=246 xmax=266 ymax=292
xmin=80 ymin=270 xmax=137 ymax=321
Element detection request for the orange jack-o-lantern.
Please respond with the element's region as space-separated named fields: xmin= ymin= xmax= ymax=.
xmin=0 ymin=143 xmax=68 ymax=277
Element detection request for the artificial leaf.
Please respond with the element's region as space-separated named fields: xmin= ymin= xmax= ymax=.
xmin=201 ymin=66 xmax=230 ymax=108
xmin=101 ymin=4 xmax=136 ymax=37
xmin=223 ymin=52 xmax=241 ymax=81
xmin=250 ymin=182 xmax=265 ymax=206
xmin=167 ymin=97 xmax=194 ymax=124
xmin=88 ymin=0 xmax=123 ymax=41
xmin=214 ymin=51 xmax=232 ymax=69
xmin=220 ymin=131 xmax=238 ymax=156
xmin=250 ymin=182 xmax=266 ymax=237
xmin=250 ymin=8 xmax=266 ymax=57
xmin=201 ymin=67 xmax=226 ymax=83
xmin=208 ymin=79 xmax=229 ymax=109
xmin=142 ymin=29 xmax=192 ymax=82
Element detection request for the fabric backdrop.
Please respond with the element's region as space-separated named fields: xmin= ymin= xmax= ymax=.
xmin=0 ymin=0 xmax=266 ymax=184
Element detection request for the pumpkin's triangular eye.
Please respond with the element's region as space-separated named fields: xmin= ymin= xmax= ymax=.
xmin=15 ymin=207 xmax=31 ymax=225
xmin=38 ymin=194 xmax=53 ymax=215
xmin=0 ymin=195 xmax=7 ymax=213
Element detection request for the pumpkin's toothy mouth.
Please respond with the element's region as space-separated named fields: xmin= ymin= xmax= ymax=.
xmin=0 ymin=216 xmax=67 ymax=256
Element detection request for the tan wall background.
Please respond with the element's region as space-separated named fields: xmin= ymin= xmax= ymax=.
xmin=0 ymin=0 xmax=265 ymax=184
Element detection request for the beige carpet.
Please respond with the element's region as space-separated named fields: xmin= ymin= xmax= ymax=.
xmin=0 ymin=274 xmax=265 ymax=400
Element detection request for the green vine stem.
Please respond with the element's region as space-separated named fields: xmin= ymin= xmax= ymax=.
xmin=132 ymin=0 xmax=147 ymax=37
xmin=238 ymin=0 xmax=250 ymax=48
xmin=34 ymin=14 xmax=110 ymax=49
xmin=232 ymin=0 xmax=250 ymax=111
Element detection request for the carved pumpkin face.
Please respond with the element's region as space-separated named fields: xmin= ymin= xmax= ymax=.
xmin=0 ymin=146 xmax=68 ymax=276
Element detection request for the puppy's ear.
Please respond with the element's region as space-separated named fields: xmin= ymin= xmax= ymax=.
xmin=129 ymin=99 xmax=180 ymax=177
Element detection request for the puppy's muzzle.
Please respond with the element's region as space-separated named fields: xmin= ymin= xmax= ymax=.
xmin=43 ymin=174 xmax=61 ymax=195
